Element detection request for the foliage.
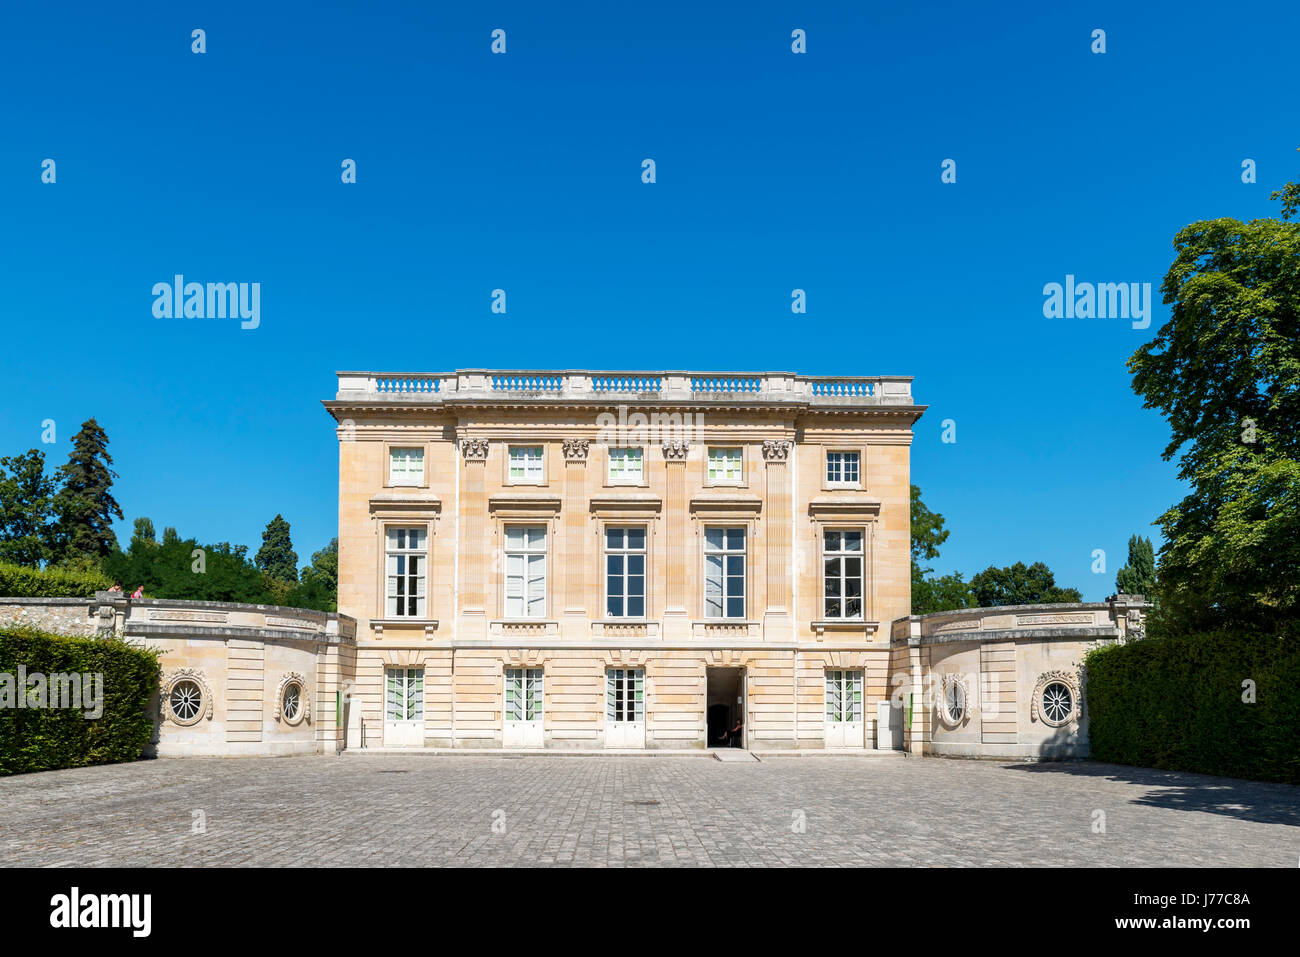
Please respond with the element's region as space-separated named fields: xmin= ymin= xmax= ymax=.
xmin=255 ymin=514 xmax=298 ymax=584
xmin=0 ymin=560 xmax=112 ymax=598
xmin=53 ymin=419 xmax=123 ymax=563
xmin=969 ymin=561 xmax=1083 ymax=607
xmin=1086 ymin=628 xmax=1300 ymax=784
xmin=912 ymin=571 xmax=976 ymax=615
xmin=0 ymin=625 xmax=161 ymax=775
xmin=1114 ymin=535 xmax=1157 ymax=597
xmin=0 ymin=449 xmax=58 ymax=566
xmin=1127 ymin=178 xmax=1300 ymax=629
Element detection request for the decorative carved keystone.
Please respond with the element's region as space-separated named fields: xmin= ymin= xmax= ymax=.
xmin=762 ymin=439 xmax=792 ymax=462
xmin=460 ymin=438 xmax=490 ymax=461
xmin=662 ymin=440 xmax=690 ymax=461
xmin=562 ymin=438 xmax=590 ymax=461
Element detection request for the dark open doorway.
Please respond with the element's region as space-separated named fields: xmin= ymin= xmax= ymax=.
xmin=706 ymin=667 xmax=745 ymax=748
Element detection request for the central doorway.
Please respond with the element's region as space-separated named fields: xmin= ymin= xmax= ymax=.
xmin=706 ymin=667 xmax=745 ymax=748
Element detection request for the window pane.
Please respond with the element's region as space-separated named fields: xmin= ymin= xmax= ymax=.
xmin=844 ymin=531 xmax=862 ymax=552
xmin=606 ymin=528 xmax=622 ymax=549
xmin=705 ymin=528 xmax=724 ymax=550
xmin=726 ymin=528 xmax=745 ymax=550
xmin=627 ymin=528 xmax=645 ymax=550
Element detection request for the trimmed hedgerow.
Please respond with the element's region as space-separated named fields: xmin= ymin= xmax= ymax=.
xmin=0 ymin=625 xmax=161 ymax=775
xmin=0 ymin=561 xmax=112 ymax=598
xmin=1085 ymin=630 xmax=1300 ymax=784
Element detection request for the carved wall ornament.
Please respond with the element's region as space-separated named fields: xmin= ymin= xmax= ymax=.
xmin=562 ymin=438 xmax=590 ymax=461
xmin=160 ymin=668 xmax=214 ymax=726
xmin=761 ymin=440 xmax=792 ymax=462
xmin=275 ymin=672 xmax=311 ymax=725
xmin=460 ymin=438 xmax=490 ymax=461
xmin=662 ymin=440 xmax=690 ymax=461
xmin=1030 ymin=670 xmax=1081 ymax=727
xmin=935 ymin=673 xmax=971 ymax=729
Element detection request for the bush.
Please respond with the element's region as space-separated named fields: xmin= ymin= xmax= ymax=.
xmin=0 ymin=626 xmax=160 ymax=775
xmin=1085 ymin=630 xmax=1300 ymax=784
xmin=0 ymin=560 xmax=112 ymax=598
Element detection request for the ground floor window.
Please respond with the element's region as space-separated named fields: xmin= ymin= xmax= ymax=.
xmin=385 ymin=667 xmax=424 ymax=722
xmin=505 ymin=668 xmax=543 ymax=722
xmin=605 ymin=668 xmax=645 ymax=723
xmin=825 ymin=669 xmax=863 ymax=724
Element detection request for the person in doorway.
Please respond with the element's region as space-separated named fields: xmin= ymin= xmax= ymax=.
xmin=725 ymin=715 xmax=743 ymax=748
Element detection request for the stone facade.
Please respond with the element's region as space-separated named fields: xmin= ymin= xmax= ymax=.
xmin=0 ymin=595 xmax=357 ymax=757
xmin=0 ymin=369 xmax=1151 ymax=761
xmin=891 ymin=595 xmax=1151 ymax=759
xmin=326 ymin=369 xmax=921 ymax=750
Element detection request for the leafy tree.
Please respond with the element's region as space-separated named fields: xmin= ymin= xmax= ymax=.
xmin=255 ymin=514 xmax=298 ymax=584
xmin=1115 ymin=535 xmax=1157 ymax=597
xmin=912 ymin=571 xmax=976 ymax=615
xmin=52 ymin=419 xmax=123 ymax=562
xmin=129 ymin=517 xmax=157 ymax=552
xmin=103 ymin=530 xmax=273 ymax=604
xmin=0 ymin=449 xmax=57 ymax=566
xmin=1127 ymin=174 xmax=1300 ymax=629
xmin=286 ymin=538 xmax=338 ymax=612
xmin=161 ymin=526 xmax=179 ymax=545
xmin=969 ymin=561 xmax=1083 ymax=607
xmin=909 ymin=485 xmax=974 ymax=613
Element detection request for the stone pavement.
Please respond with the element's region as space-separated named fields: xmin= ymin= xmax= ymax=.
xmin=0 ymin=754 xmax=1295 ymax=866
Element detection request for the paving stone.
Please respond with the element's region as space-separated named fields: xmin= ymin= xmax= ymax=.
xmin=0 ymin=755 xmax=1294 ymax=867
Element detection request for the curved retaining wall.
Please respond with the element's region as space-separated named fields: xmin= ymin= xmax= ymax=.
xmin=890 ymin=595 xmax=1150 ymax=759
xmin=0 ymin=594 xmax=357 ymax=758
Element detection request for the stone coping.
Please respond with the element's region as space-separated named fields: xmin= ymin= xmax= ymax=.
xmin=903 ymin=626 xmax=1122 ymax=647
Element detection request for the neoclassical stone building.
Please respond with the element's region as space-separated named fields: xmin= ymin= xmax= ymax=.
xmin=325 ymin=370 xmax=918 ymax=750
xmin=0 ymin=368 xmax=1150 ymax=760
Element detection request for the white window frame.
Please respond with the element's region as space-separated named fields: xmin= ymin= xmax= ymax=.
xmin=504 ymin=668 xmax=544 ymax=722
xmin=507 ymin=445 xmax=545 ymax=485
xmin=605 ymin=526 xmax=647 ymax=619
xmin=504 ymin=524 xmax=548 ymax=619
xmin=385 ymin=667 xmax=425 ymax=722
xmin=825 ymin=669 xmax=864 ymax=723
xmin=385 ymin=526 xmax=427 ymax=618
xmin=825 ymin=450 xmax=861 ymax=488
xmin=607 ymin=447 xmax=644 ymax=485
xmin=704 ymin=526 xmax=747 ymax=619
xmin=388 ymin=446 xmax=425 ymax=486
xmin=605 ymin=668 xmax=645 ymax=723
xmin=706 ymin=447 xmax=743 ymax=485
xmin=822 ymin=528 xmax=865 ymax=620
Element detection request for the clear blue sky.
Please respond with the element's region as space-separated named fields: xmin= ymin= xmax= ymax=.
xmin=2 ymin=1 xmax=1297 ymax=599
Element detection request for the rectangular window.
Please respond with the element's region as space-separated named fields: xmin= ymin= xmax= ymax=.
xmin=826 ymin=451 xmax=860 ymax=486
xmin=823 ymin=529 xmax=864 ymax=619
xmin=504 ymin=525 xmax=547 ymax=618
xmin=607 ymin=447 xmax=643 ymax=484
xmin=704 ymin=527 xmax=746 ymax=619
xmin=825 ymin=669 xmax=863 ymax=723
xmin=505 ymin=668 xmax=543 ymax=722
xmin=389 ymin=447 xmax=425 ymax=485
xmin=605 ymin=526 xmax=647 ymax=618
xmin=385 ymin=667 xmax=424 ymax=721
xmin=508 ymin=445 xmax=544 ymax=482
xmin=707 ymin=447 xmax=742 ymax=483
xmin=605 ymin=668 xmax=645 ymax=723
xmin=385 ymin=527 xmax=426 ymax=618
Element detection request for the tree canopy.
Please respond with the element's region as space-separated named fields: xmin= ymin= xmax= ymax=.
xmin=53 ymin=419 xmax=123 ymax=563
xmin=1127 ymin=174 xmax=1300 ymax=628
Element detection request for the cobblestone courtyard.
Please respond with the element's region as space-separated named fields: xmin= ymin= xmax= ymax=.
xmin=1 ymin=754 xmax=1295 ymax=867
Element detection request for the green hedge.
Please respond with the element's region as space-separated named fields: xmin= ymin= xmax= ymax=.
xmin=0 ymin=561 xmax=112 ymax=598
xmin=0 ymin=626 xmax=161 ymax=775
xmin=1085 ymin=630 xmax=1300 ymax=784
